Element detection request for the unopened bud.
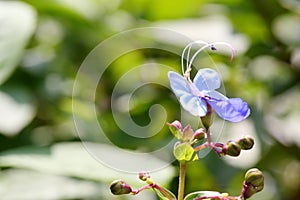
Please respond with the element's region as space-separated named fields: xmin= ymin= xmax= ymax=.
xmin=200 ymin=103 xmax=213 ymax=130
xmin=192 ymin=128 xmax=205 ymax=141
xmin=138 ymin=171 xmax=150 ymax=181
xmin=245 ymin=168 xmax=264 ymax=187
xmin=167 ymin=120 xmax=183 ymax=140
xmin=237 ymin=136 xmax=254 ymax=150
xmin=168 ymin=120 xmax=182 ymax=130
xmin=224 ymin=141 xmax=241 ymax=157
xmin=110 ymin=180 xmax=132 ymax=195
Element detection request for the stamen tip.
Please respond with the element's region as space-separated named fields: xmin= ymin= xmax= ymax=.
xmin=210 ymin=45 xmax=217 ymax=51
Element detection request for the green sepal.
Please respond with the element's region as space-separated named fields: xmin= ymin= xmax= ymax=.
xmin=182 ymin=125 xmax=193 ymax=142
xmin=153 ymin=186 xmax=177 ymax=200
xmin=184 ymin=191 xmax=222 ymax=200
xmin=174 ymin=143 xmax=197 ymax=162
xmin=168 ymin=123 xmax=182 ymax=140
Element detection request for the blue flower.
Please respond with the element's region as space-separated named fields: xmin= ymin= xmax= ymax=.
xmin=168 ymin=41 xmax=250 ymax=122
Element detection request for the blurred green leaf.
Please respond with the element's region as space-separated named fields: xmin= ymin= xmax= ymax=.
xmin=0 ymin=91 xmax=36 ymax=136
xmin=0 ymin=169 xmax=103 ymax=199
xmin=184 ymin=191 xmax=222 ymax=200
xmin=153 ymin=186 xmax=177 ymax=200
xmin=0 ymin=142 xmax=174 ymax=186
xmin=0 ymin=1 xmax=36 ymax=85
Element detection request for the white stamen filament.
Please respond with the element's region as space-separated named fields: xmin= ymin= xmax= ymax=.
xmin=181 ymin=41 xmax=235 ymax=77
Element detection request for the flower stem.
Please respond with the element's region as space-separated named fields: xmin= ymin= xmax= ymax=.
xmin=206 ymin=128 xmax=211 ymax=144
xmin=178 ymin=161 xmax=187 ymax=200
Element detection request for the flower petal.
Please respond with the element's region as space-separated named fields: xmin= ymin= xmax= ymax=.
xmin=168 ymin=71 xmax=190 ymax=98
xmin=206 ymin=90 xmax=228 ymax=101
xmin=207 ymin=98 xmax=250 ymax=122
xmin=180 ymin=94 xmax=207 ymax=116
xmin=193 ymin=68 xmax=221 ymax=91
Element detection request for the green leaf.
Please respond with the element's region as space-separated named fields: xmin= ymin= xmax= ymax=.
xmin=184 ymin=191 xmax=222 ymax=200
xmin=0 ymin=169 xmax=103 ymax=199
xmin=0 ymin=142 xmax=175 ymax=186
xmin=174 ymin=143 xmax=197 ymax=162
xmin=0 ymin=1 xmax=36 ymax=85
xmin=153 ymin=186 xmax=177 ymax=200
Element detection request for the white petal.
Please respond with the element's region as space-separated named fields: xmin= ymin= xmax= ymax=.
xmin=193 ymin=68 xmax=221 ymax=91
xmin=168 ymin=71 xmax=190 ymax=97
xmin=179 ymin=94 xmax=207 ymax=116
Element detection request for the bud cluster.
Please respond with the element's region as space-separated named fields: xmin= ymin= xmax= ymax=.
xmin=167 ymin=120 xmax=205 ymax=143
xmin=222 ymin=135 xmax=254 ymax=157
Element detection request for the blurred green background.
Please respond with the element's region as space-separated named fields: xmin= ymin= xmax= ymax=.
xmin=0 ymin=0 xmax=300 ymax=199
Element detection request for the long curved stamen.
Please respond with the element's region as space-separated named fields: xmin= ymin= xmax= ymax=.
xmin=188 ymin=41 xmax=235 ymax=70
xmin=181 ymin=41 xmax=235 ymax=77
xmin=181 ymin=40 xmax=209 ymax=76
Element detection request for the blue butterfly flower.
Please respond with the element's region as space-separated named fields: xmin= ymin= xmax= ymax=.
xmin=168 ymin=41 xmax=250 ymax=122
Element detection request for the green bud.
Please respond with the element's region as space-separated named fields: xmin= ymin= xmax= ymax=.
xmin=237 ymin=135 xmax=254 ymax=150
xmin=110 ymin=180 xmax=132 ymax=195
xmin=245 ymin=168 xmax=264 ymax=187
xmin=225 ymin=141 xmax=241 ymax=157
xmin=200 ymin=103 xmax=214 ymax=130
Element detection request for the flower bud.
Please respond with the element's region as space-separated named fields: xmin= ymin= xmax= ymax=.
xmin=245 ymin=168 xmax=264 ymax=187
xmin=237 ymin=135 xmax=254 ymax=150
xmin=192 ymin=128 xmax=205 ymax=141
xmin=200 ymin=103 xmax=213 ymax=130
xmin=139 ymin=171 xmax=150 ymax=181
xmin=167 ymin=120 xmax=183 ymax=140
xmin=110 ymin=180 xmax=132 ymax=195
xmin=170 ymin=120 xmax=182 ymax=130
xmin=224 ymin=141 xmax=241 ymax=157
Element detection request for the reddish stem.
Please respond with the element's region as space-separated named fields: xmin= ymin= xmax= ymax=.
xmin=153 ymin=184 xmax=173 ymax=200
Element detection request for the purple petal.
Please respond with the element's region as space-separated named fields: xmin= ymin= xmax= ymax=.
xmin=207 ymin=98 xmax=250 ymax=122
xmin=193 ymin=68 xmax=221 ymax=91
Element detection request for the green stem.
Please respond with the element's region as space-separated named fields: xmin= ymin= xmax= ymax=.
xmin=178 ymin=162 xmax=186 ymax=200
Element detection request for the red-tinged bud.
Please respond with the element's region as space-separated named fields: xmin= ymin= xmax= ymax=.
xmin=169 ymin=120 xmax=182 ymax=130
xmin=110 ymin=180 xmax=132 ymax=195
xmin=138 ymin=171 xmax=150 ymax=181
xmin=167 ymin=120 xmax=183 ymax=140
xmin=192 ymin=128 xmax=205 ymax=141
